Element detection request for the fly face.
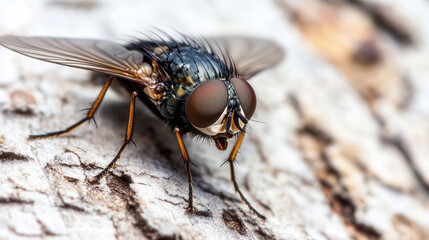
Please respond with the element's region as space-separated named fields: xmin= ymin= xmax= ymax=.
xmin=0 ymin=33 xmax=284 ymax=220
xmin=185 ymin=77 xmax=256 ymax=150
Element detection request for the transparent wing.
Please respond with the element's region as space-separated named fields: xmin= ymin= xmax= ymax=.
xmin=0 ymin=35 xmax=152 ymax=86
xmin=209 ymin=36 xmax=285 ymax=79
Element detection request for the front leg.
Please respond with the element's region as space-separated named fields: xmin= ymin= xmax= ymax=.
xmin=228 ymin=130 xmax=267 ymax=220
xmin=174 ymin=127 xmax=194 ymax=212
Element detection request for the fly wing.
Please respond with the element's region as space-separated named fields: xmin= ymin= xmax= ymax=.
xmin=209 ymin=36 xmax=285 ymax=79
xmin=0 ymin=35 xmax=152 ymax=86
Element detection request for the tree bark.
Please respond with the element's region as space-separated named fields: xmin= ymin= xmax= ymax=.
xmin=1 ymin=0 xmax=429 ymax=239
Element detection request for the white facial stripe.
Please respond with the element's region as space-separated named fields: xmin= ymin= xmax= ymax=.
xmin=193 ymin=107 xmax=228 ymax=136
xmin=230 ymin=107 xmax=247 ymax=132
xmin=193 ymin=106 xmax=247 ymax=136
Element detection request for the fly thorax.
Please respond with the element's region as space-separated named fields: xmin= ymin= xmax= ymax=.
xmin=158 ymin=47 xmax=230 ymax=120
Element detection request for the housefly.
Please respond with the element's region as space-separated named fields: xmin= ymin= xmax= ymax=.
xmin=0 ymin=33 xmax=284 ymax=219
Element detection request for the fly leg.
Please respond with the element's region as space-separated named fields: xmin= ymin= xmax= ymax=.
xmin=227 ymin=130 xmax=267 ymax=220
xmin=174 ymin=127 xmax=194 ymax=212
xmin=90 ymin=91 xmax=138 ymax=182
xmin=29 ymin=76 xmax=114 ymax=140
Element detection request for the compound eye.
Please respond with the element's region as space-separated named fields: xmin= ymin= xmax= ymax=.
xmin=230 ymin=78 xmax=257 ymax=119
xmin=186 ymin=79 xmax=228 ymax=128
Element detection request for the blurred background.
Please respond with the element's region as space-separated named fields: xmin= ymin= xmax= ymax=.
xmin=1 ymin=0 xmax=429 ymax=239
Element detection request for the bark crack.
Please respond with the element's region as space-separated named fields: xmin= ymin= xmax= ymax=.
xmin=380 ymin=135 xmax=429 ymax=193
xmin=297 ymin=123 xmax=381 ymax=240
xmin=106 ymin=174 xmax=183 ymax=240
xmin=344 ymin=0 xmax=415 ymax=45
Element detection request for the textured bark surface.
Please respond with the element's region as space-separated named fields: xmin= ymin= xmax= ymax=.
xmin=1 ymin=0 xmax=429 ymax=239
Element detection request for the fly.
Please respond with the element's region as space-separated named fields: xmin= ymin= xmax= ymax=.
xmin=0 ymin=33 xmax=284 ymax=219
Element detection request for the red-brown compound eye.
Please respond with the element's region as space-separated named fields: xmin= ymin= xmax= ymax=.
xmin=186 ymin=79 xmax=228 ymax=128
xmin=230 ymin=78 xmax=257 ymax=119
